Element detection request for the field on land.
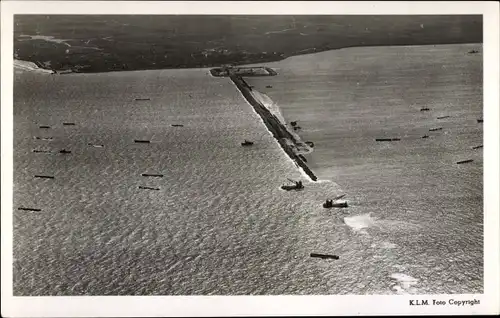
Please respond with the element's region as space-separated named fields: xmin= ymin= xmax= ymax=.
xmin=14 ymin=15 xmax=481 ymax=72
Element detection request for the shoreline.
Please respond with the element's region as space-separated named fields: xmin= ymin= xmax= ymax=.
xmin=13 ymin=42 xmax=482 ymax=75
xmin=14 ymin=59 xmax=55 ymax=74
xmin=230 ymin=75 xmax=318 ymax=182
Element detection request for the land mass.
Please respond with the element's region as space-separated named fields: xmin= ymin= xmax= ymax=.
xmin=14 ymin=15 xmax=482 ymax=73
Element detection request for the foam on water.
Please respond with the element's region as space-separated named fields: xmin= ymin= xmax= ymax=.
xmin=243 ymin=43 xmax=483 ymax=294
xmin=343 ymin=213 xmax=377 ymax=234
xmin=390 ymin=273 xmax=419 ymax=294
xmin=13 ymin=44 xmax=483 ymax=295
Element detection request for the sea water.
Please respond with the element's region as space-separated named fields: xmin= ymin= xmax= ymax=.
xmin=13 ymin=44 xmax=482 ymax=295
xmin=244 ymin=43 xmax=483 ymax=294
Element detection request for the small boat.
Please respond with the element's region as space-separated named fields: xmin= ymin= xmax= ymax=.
xmin=281 ymin=185 xmax=302 ymax=191
xmin=88 ymin=143 xmax=104 ymax=148
xmin=34 ymin=175 xmax=54 ymax=179
xmin=135 ymin=98 xmax=151 ymax=101
xmin=293 ymin=126 xmax=301 ymax=131
xmin=266 ymin=85 xmax=273 ymax=88
xmin=468 ymin=49 xmax=480 ymax=54
xmin=63 ymin=122 xmax=75 ymax=126
xmin=134 ymin=139 xmax=150 ymax=143
xmin=437 ymin=116 xmax=450 ymax=119
xmin=39 ymin=125 xmax=51 ymax=129
xmin=171 ymin=124 xmax=184 ymax=127
xmin=457 ymin=159 xmax=474 ymax=164
xmin=18 ymin=207 xmax=41 ymax=212
xmin=472 ymin=145 xmax=483 ymax=149
xmin=323 ymin=200 xmax=348 ymax=208
xmin=477 ymin=119 xmax=483 ymax=123
xmin=138 ymin=186 xmax=160 ymax=190
xmin=281 ymin=180 xmax=304 ymax=191
xmin=376 ymin=138 xmax=400 ymax=142
xmin=421 ymin=135 xmax=429 ymax=139
xmin=305 ymin=141 xmax=314 ymax=148
xmin=32 ymin=149 xmax=52 ymax=153
xmin=429 ymin=127 xmax=443 ymax=132
xmin=34 ymin=137 xmax=53 ymax=141
xmin=59 ymin=149 xmax=71 ymax=154
xmin=420 ymin=108 xmax=430 ymax=111
xmin=141 ymin=173 xmax=164 ymax=177
xmin=241 ymin=140 xmax=254 ymax=146
xmin=310 ymin=253 xmax=339 ymax=260
xmin=290 ymin=121 xmax=298 ymax=127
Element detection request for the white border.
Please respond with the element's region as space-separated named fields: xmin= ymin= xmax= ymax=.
xmin=1 ymin=1 xmax=499 ymax=317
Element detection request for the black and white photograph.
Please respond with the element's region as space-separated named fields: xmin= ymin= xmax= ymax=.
xmin=1 ymin=1 xmax=499 ymax=317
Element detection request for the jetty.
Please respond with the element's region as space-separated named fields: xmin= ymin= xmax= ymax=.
xmin=210 ymin=66 xmax=277 ymax=77
xmin=230 ymin=75 xmax=317 ymax=181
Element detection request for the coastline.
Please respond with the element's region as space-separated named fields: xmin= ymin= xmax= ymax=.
xmin=14 ymin=59 xmax=55 ymax=74
xmin=13 ymin=42 xmax=482 ymax=75
xmin=230 ymin=75 xmax=318 ymax=182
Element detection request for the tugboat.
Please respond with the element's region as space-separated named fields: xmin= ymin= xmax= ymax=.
xmin=241 ymin=140 xmax=254 ymax=146
xmin=281 ymin=179 xmax=304 ymax=191
xmin=323 ymin=194 xmax=348 ymax=208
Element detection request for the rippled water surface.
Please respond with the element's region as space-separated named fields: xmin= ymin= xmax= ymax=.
xmin=245 ymin=44 xmax=483 ymax=294
xmin=13 ymin=44 xmax=482 ymax=295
